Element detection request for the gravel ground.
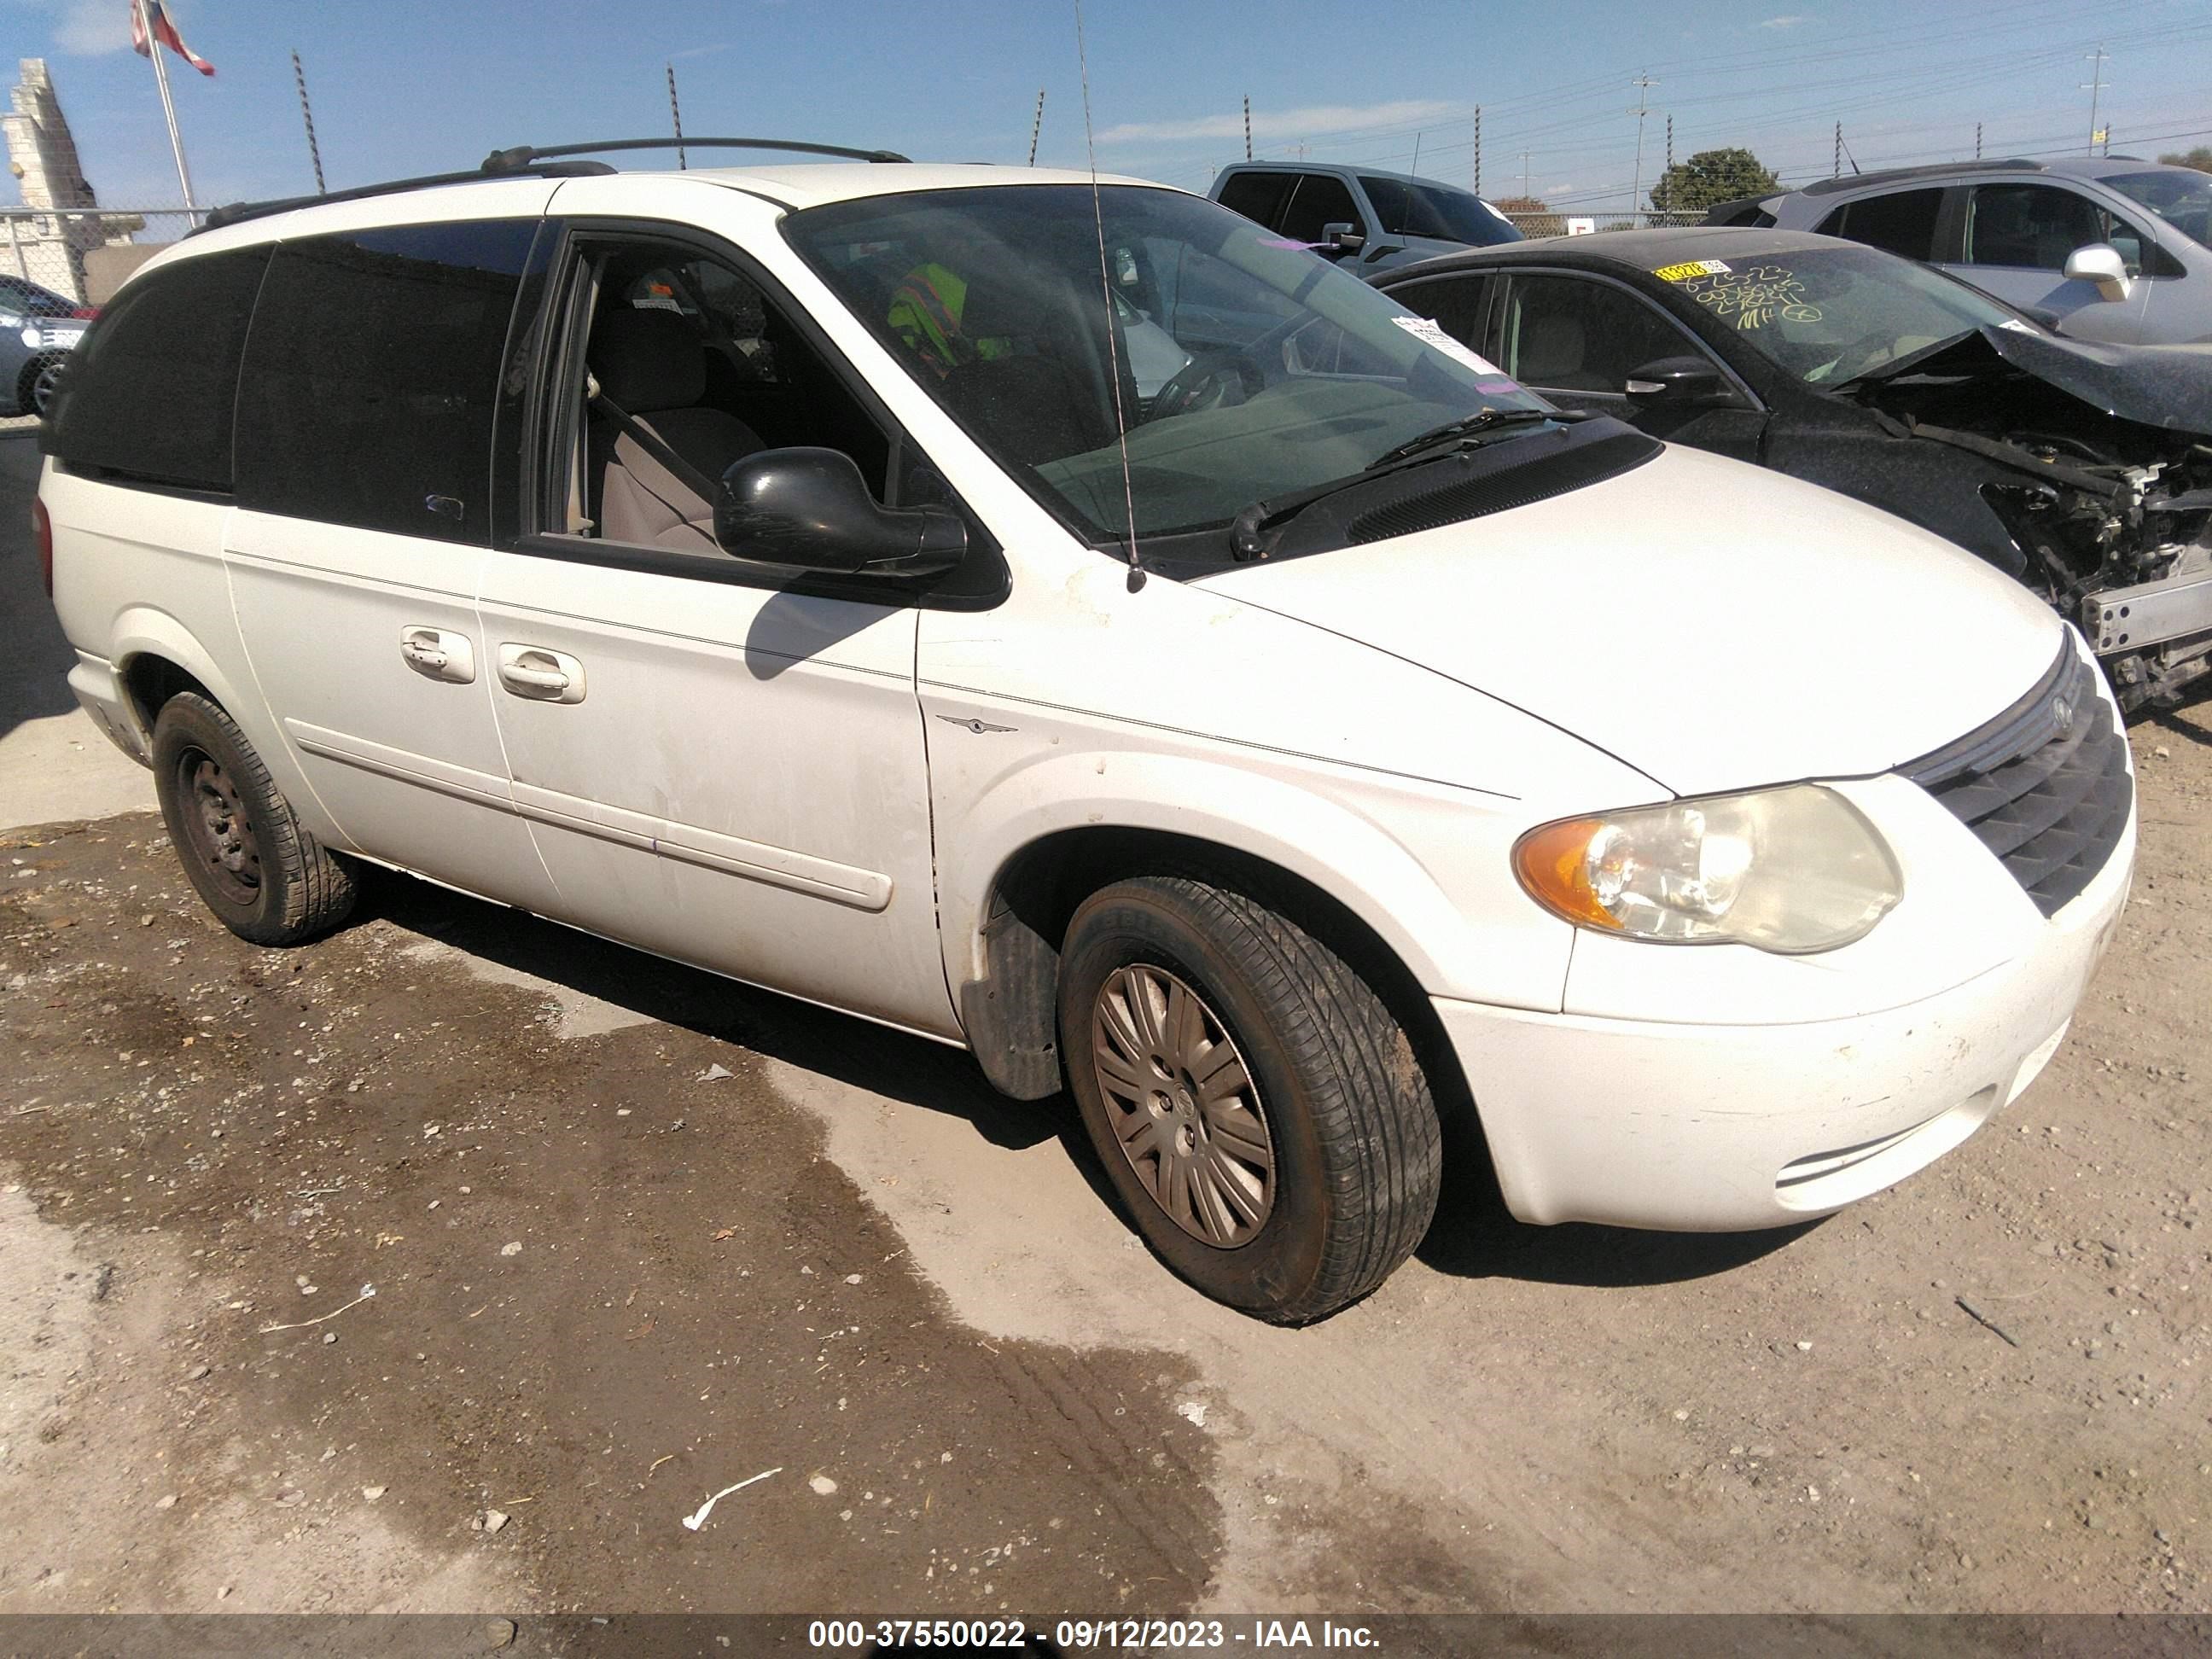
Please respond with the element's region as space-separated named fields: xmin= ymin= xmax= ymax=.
xmin=0 ymin=709 xmax=2206 ymax=1623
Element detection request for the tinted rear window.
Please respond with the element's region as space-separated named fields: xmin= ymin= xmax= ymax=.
xmin=234 ymin=219 xmax=536 ymax=544
xmin=1817 ymin=187 xmax=1944 ymax=259
xmin=40 ymin=247 xmax=271 ymax=491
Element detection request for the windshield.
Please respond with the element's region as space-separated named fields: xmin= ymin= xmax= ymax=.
xmin=1359 ymin=177 xmax=1523 ymax=247
xmin=783 ymin=184 xmax=1550 ymax=543
xmin=2104 ymin=168 xmax=2212 ymax=249
xmin=1665 ymin=245 xmax=2026 ymax=384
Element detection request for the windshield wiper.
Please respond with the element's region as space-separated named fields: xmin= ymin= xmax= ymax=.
xmin=1365 ymin=406 xmax=1586 ymax=471
xmin=1229 ymin=409 xmax=1584 ymax=561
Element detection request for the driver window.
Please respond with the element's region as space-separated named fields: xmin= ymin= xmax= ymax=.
xmin=564 ymin=238 xmax=891 ymax=554
xmin=1965 ymin=183 xmax=2149 ymax=275
xmin=1278 ymin=175 xmax=1362 ymax=246
xmin=1498 ymin=275 xmax=1693 ymax=395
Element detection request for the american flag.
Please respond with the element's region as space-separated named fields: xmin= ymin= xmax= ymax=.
xmin=131 ymin=1 xmax=217 ymax=78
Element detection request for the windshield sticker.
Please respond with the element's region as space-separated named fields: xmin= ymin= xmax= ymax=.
xmin=1675 ymin=264 xmax=1822 ymax=329
xmin=1390 ymin=313 xmax=1505 ymax=375
xmin=1654 ymin=259 xmax=1732 ymax=282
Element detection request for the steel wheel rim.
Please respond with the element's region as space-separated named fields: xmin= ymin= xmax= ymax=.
xmin=177 ymin=747 xmax=262 ymax=906
xmin=1091 ymin=963 xmax=1275 ymax=1247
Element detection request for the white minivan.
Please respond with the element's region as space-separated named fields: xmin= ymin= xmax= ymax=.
xmin=35 ymin=145 xmax=2136 ymax=1321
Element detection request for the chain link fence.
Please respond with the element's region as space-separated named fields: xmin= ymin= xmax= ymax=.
xmin=3 ymin=206 xmax=207 ymax=430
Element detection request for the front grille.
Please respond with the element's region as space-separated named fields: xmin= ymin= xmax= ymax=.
xmin=1903 ymin=638 xmax=2132 ymax=917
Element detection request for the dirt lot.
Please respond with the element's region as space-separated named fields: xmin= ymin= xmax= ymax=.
xmin=0 ymin=693 xmax=2205 ymax=1624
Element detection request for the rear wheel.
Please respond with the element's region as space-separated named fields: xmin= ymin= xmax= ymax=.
xmin=151 ymin=692 xmax=356 ymax=945
xmin=1058 ymin=875 xmax=1441 ymax=1323
xmin=19 ymin=354 xmax=64 ymax=418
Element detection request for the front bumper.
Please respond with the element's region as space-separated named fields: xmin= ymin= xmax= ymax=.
xmin=1435 ymin=807 xmax=2133 ymax=1231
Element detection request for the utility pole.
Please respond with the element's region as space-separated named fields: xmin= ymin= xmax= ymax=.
xmin=1028 ymin=88 xmax=1046 ymax=165
xmin=2082 ymin=43 xmax=2109 ymax=156
xmin=1664 ymin=114 xmax=1673 ymax=173
xmin=1520 ymin=149 xmax=1531 ymax=200
xmin=1471 ymin=105 xmax=1481 ymax=195
xmin=1975 ymin=121 xmax=1982 ymax=160
xmin=1243 ymin=94 xmax=1252 ymax=162
xmin=1627 ymin=72 xmax=1656 ymax=223
xmin=1833 ymin=122 xmax=1842 ymax=178
xmin=291 ymin=49 xmax=324 ymax=195
xmin=667 ymin=62 xmax=686 ymax=169
xmin=1411 ymin=131 xmax=1422 ymax=176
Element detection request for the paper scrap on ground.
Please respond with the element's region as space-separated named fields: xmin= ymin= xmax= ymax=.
xmin=681 ymin=1466 xmax=783 ymax=1531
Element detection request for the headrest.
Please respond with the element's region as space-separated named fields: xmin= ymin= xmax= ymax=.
xmin=589 ymin=308 xmax=705 ymax=413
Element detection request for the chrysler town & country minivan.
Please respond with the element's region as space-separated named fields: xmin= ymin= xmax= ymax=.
xmin=35 ymin=146 xmax=2135 ymax=1321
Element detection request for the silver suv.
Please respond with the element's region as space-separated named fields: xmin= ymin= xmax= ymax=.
xmin=1713 ymin=156 xmax=2212 ymax=345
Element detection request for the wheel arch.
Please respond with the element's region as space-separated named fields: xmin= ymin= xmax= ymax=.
xmin=946 ymin=760 xmax=1478 ymax=1130
xmin=109 ymin=608 xmax=257 ymax=744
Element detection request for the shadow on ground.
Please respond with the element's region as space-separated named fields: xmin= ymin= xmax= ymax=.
xmin=0 ymin=433 xmax=79 ymax=743
xmin=358 ymin=861 xmax=1817 ymax=1297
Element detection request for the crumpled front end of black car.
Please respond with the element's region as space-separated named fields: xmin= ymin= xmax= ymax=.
xmin=1848 ymin=329 xmax=2212 ymax=713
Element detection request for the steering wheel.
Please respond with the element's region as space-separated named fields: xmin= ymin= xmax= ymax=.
xmin=1147 ymin=352 xmax=1260 ymax=422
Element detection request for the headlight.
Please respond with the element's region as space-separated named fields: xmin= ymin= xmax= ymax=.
xmin=1513 ymin=784 xmax=1902 ymax=954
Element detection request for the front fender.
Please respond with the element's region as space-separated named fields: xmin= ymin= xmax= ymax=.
xmin=940 ymin=746 xmax=1578 ymax=1014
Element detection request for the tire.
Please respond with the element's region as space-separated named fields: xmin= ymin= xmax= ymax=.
xmin=27 ymin=355 xmax=66 ymax=417
xmin=1057 ymin=875 xmax=1442 ymax=1324
xmin=151 ymin=691 xmax=357 ymax=946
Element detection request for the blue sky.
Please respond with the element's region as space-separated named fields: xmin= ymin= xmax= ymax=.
xmin=6 ymin=0 xmax=2211 ymax=212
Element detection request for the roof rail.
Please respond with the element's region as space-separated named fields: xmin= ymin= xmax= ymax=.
xmin=190 ymin=136 xmax=908 ymax=239
xmin=194 ymin=158 xmax=614 ymax=236
xmin=482 ymin=137 xmax=911 ymax=171
xmin=1800 ymin=157 xmax=2042 ymax=197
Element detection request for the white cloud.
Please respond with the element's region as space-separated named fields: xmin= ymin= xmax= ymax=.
xmin=26 ymin=0 xmax=137 ymax=55
xmin=1099 ymin=99 xmax=1459 ymax=147
xmin=1760 ymin=14 xmax=1810 ymax=27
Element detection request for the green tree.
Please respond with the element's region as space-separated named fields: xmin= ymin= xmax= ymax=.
xmin=2158 ymin=147 xmax=2212 ymax=173
xmin=1492 ymin=194 xmax=1562 ymax=236
xmin=1647 ymin=148 xmax=1781 ymax=215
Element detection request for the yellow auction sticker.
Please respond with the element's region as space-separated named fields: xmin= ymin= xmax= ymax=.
xmin=1653 ymin=259 xmax=1732 ymax=282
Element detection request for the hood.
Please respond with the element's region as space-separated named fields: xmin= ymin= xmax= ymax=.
xmin=1856 ymin=323 xmax=2212 ymax=434
xmin=1199 ymin=445 xmax=2064 ymax=799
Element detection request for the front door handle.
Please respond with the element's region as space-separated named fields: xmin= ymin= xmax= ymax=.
xmin=400 ymin=626 xmax=475 ymax=684
xmin=498 ymin=643 xmax=586 ymax=704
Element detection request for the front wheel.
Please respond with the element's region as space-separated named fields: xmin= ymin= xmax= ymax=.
xmin=151 ymin=691 xmax=357 ymax=945
xmin=1058 ymin=875 xmax=1442 ymax=1323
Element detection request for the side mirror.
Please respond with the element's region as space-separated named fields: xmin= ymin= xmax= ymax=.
xmin=1319 ymin=221 xmax=1367 ymax=254
xmin=1623 ymin=356 xmax=1737 ymax=406
xmin=714 ymin=447 xmax=967 ymax=577
xmin=2062 ymin=242 xmax=2132 ymax=303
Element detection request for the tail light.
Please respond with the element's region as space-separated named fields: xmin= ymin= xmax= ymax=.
xmin=69 ymin=306 xmax=98 ymax=320
xmin=32 ymin=496 xmax=53 ymax=597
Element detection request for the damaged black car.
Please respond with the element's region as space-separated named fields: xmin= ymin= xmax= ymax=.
xmin=1379 ymin=228 xmax=2212 ymax=713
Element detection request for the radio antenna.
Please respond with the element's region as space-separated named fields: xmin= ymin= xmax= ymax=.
xmin=1074 ymin=0 xmax=1146 ymax=591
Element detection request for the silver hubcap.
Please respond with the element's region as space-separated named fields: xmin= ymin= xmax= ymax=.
xmin=1091 ymin=964 xmax=1274 ymax=1247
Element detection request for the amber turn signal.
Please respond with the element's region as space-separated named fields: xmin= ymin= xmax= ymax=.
xmin=1511 ymin=817 xmax=1621 ymax=932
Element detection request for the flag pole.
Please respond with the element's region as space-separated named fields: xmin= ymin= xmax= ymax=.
xmin=137 ymin=0 xmax=197 ymax=208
